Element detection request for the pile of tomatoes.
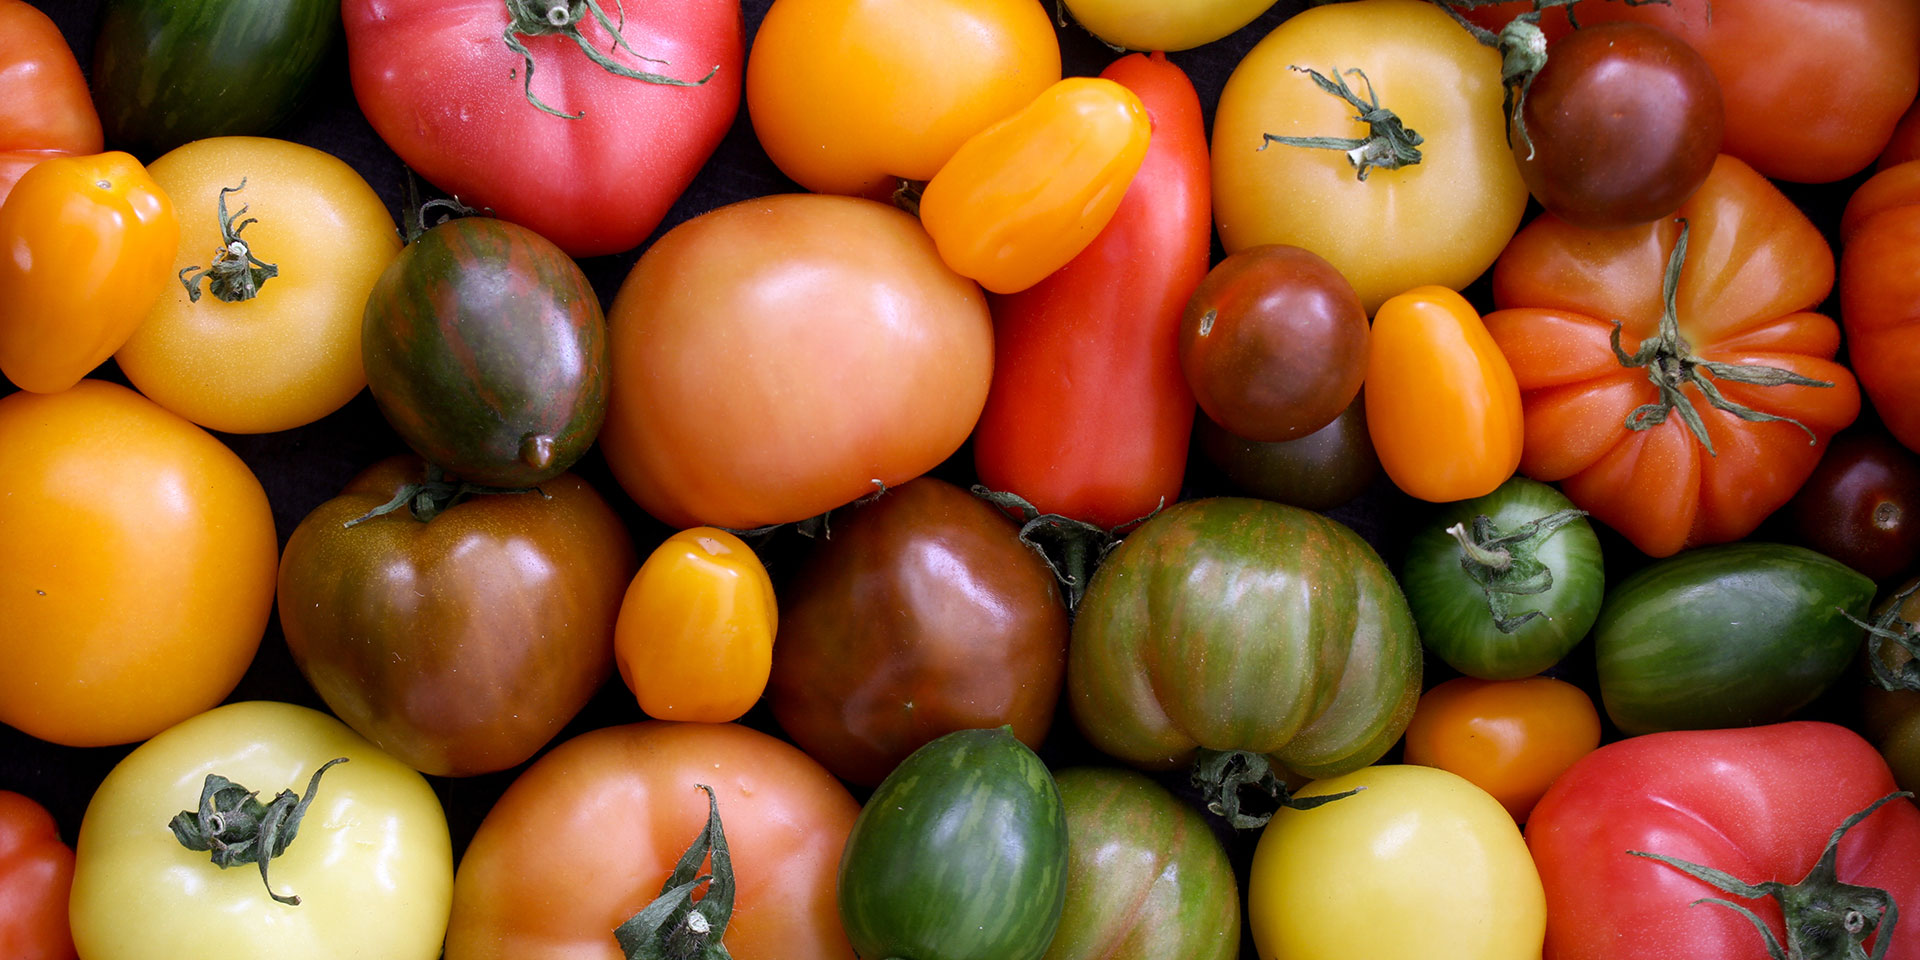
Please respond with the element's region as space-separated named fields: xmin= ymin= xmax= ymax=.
xmin=5 ymin=0 xmax=1920 ymax=958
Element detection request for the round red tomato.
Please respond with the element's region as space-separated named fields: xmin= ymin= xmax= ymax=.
xmin=0 ymin=791 xmax=74 ymax=960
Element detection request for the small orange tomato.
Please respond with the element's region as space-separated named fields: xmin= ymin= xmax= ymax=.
xmin=1402 ymin=676 xmax=1600 ymax=822
xmin=614 ymin=527 xmax=777 ymax=723
xmin=1366 ymin=285 xmax=1523 ymax=501
xmin=0 ymin=152 xmax=176 ymax=393
xmin=920 ymin=77 xmax=1151 ymax=294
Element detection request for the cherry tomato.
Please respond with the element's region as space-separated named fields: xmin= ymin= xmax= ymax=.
xmin=615 ymin=527 xmax=778 ymax=723
xmin=1787 ymin=430 xmax=1920 ymax=582
xmin=1403 ymin=676 xmax=1602 ymax=823
xmin=1195 ymin=395 xmax=1381 ymax=511
xmin=0 ymin=791 xmax=74 ymax=960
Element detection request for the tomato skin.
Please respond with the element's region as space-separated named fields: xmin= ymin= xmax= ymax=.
xmin=1880 ymin=97 xmax=1920 ymax=171
xmin=1861 ymin=581 xmax=1920 ymax=793
xmin=1403 ymin=677 xmax=1601 ymax=823
xmin=1840 ymin=160 xmax=1920 ymax=455
xmin=445 ymin=721 xmax=859 ymax=960
xmin=615 ymin=527 xmax=777 ymax=724
xmin=0 ymin=791 xmax=75 ymax=960
xmin=344 ymin=0 xmax=742 ymax=257
xmin=0 ymin=382 xmax=277 ymax=748
xmin=116 ymin=137 xmax=401 ymax=434
xmin=971 ymin=52 xmax=1209 ymax=528
xmin=0 ymin=152 xmax=177 ymax=394
xmin=746 ymin=0 xmax=1059 ymax=198
xmin=1787 ymin=430 xmax=1920 ymax=581
xmin=1527 ymin=722 xmax=1920 ymax=960
xmin=0 ymin=0 xmax=100 ymax=208
xmin=1366 ymin=286 xmax=1524 ymax=503
xmin=1196 ymin=395 xmax=1380 ymax=511
xmin=1060 ymin=0 xmax=1277 ymax=51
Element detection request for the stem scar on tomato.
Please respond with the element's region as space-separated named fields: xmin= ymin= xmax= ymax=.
xmin=167 ymin=758 xmax=348 ymax=906
xmin=1192 ymin=749 xmax=1362 ymax=830
xmin=177 ymin=179 xmax=278 ymax=303
xmin=1446 ymin=507 xmax=1588 ymax=633
xmin=1258 ymin=65 xmax=1423 ymax=180
xmin=612 ymin=784 xmax=735 ymax=960
xmin=501 ymin=0 xmax=718 ymax=119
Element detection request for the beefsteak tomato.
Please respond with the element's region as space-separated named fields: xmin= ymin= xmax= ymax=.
xmin=0 ymin=0 xmax=99 ymax=208
xmin=1840 ymin=159 xmax=1920 ymax=455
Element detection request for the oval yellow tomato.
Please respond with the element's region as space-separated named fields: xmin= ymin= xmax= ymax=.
xmin=1248 ymin=764 xmax=1546 ymax=960
xmin=1402 ymin=676 xmax=1601 ymax=822
xmin=615 ymin=527 xmax=778 ymax=723
xmin=1366 ymin=286 xmax=1523 ymax=502
xmin=116 ymin=136 xmax=400 ymax=433
xmin=0 ymin=382 xmax=278 ymax=747
xmin=1061 ymin=0 xmax=1279 ymax=52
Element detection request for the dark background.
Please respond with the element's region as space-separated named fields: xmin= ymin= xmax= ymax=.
xmin=2 ymin=1 xmax=1888 ymax=956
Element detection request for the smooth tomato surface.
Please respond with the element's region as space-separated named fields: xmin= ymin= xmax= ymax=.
xmin=0 ymin=0 xmax=99 ymax=207
xmin=616 ymin=526 xmax=777 ymax=723
xmin=1840 ymin=160 xmax=1920 ymax=454
xmin=0 ymin=791 xmax=74 ymax=960
xmin=1403 ymin=677 xmax=1601 ymax=823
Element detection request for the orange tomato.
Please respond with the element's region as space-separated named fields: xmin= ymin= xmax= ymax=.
xmin=0 ymin=0 xmax=101 ymax=207
xmin=0 ymin=381 xmax=278 ymax=747
xmin=0 ymin=152 xmax=176 ymax=394
xmin=615 ymin=527 xmax=778 ymax=723
xmin=1402 ymin=676 xmax=1600 ymax=822
xmin=1366 ymin=286 xmax=1524 ymax=502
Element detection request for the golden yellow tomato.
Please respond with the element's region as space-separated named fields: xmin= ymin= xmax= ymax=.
xmin=1062 ymin=0 xmax=1278 ymax=52
xmin=615 ymin=527 xmax=778 ymax=723
xmin=117 ymin=136 xmax=399 ymax=433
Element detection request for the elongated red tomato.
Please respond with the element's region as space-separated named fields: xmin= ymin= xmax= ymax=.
xmin=971 ymin=52 xmax=1210 ymax=528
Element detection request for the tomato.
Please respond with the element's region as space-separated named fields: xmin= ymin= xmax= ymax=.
xmin=1212 ymin=0 xmax=1528 ymax=312
xmin=445 ymin=721 xmax=859 ymax=960
xmin=115 ymin=137 xmax=400 ymax=433
xmin=600 ymin=194 xmax=993 ymax=530
xmin=1401 ymin=477 xmax=1603 ymax=680
xmin=278 ymin=455 xmax=636 ymax=777
xmin=1248 ymin=765 xmax=1546 ymax=960
xmin=1513 ymin=21 xmax=1722 ymax=229
xmin=1788 ymin=430 xmax=1920 ymax=581
xmin=345 ymin=0 xmax=742 ymax=257
xmin=746 ymin=0 xmax=1059 ymax=198
xmin=0 ymin=382 xmax=276 ymax=747
xmin=971 ymin=51 xmax=1209 ymax=529
xmin=0 ymin=791 xmax=74 ymax=960
xmin=1180 ymin=245 xmax=1367 ymax=443
xmin=1840 ymin=159 xmax=1920 ymax=454
xmin=615 ymin=526 xmax=776 ymax=724
xmin=1366 ymin=286 xmax=1524 ymax=503
xmin=1195 ymin=395 xmax=1380 ymax=511
xmin=769 ymin=477 xmax=1068 ymax=786
xmin=1881 ymin=96 xmax=1920 ymax=170
xmin=1861 ymin=580 xmax=1920 ymax=793
xmin=1059 ymin=0 xmax=1278 ymax=51
xmin=1485 ymin=156 xmax=1859 ymax=557
xmin=1527 ymin=722 xmax=1920 ymax=960
xmin=1403 ymin=677 xmax=1601 ymax=823
xmin=0 ymin=0 xmax=99 ymax=208
xmin=0 ymin=152 xmax=176 ymax=394
xmin=91 ymin=0 xmax=338 ymax=155
xmin=70 ymin=702 xmax=452 ymax=960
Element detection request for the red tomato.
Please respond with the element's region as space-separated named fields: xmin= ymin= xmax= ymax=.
xmin=1840 ymin=160 xmax=1920 ymax=454
xmin=0 ymin=791 xmax=74 ymax=960
xmin=1881 ymin=96 xmax=1920 ymax=170
xmin=342 ymin=0 xmax=742 ymax=256
xmin=0 ymin=0 xmax=100 ymax=208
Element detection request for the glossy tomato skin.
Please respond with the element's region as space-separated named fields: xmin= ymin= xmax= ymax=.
xmin=1788 ymin=430 xmax=1920 ymax=581
xmin=0 ymin=382 xmax=277 ymax=748
xmin=345 ymin=0 xmax=741 ymax=257
xmin=363 ymin=217 xmax=606 ymax=487
xmin=1861 ymin=582 xmax=1920 ymax=793
xmin=1403 ymin=677 xmax=1601 ymax=823
xmin=1882 ymin=98 xmax=1920 ymax=170
xmin=1840 ymin=160 xmax=1920 ymax=454
xmin=769 ymin=477 xmax=1068 ymax=786
xmin=1060 ymin=0 xmax=1277 ymax=51
xmin=0 ymin=0 xmax=100 ymax=207
xmin=0 ymin=791 xmax=74 ymax=960
xmin=601 ymin=194 xmax=992 ymax=530
xmin=279 ymin=456 xmax=636 ymax=777
xmin=1180 ymin=245 xmax=1367 ymax=443
xmin=1527 ymin=722 xmax=1920 ymax=960
xmin=446 ymin=721 xmax=859 ymax=960
xmin=1195 ymin=395 xmax=1380 ymax=511
xmin=616 ymin=527 xmax=777 ymax=723
xmin=1515 ymin=22 xmax=1722 ymax=229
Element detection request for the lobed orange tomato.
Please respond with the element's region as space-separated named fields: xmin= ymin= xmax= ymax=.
xmin=1403 ymin=676 xmax=1601 ymax=823
xmin=1839 ymin=160 xmax=1920 ymax=454
xmin=615 ymin=527 xmax=778 ymax=723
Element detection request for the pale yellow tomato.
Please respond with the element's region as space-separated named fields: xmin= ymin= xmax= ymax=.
xmin=1062 ymin=0 xmax=1278 ymax=52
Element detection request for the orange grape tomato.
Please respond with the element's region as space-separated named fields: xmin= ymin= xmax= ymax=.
xmin=1402 ymin=676 xmax=1601 ymax=822
xmin=614 ymin=527 xmax=778 ymax=723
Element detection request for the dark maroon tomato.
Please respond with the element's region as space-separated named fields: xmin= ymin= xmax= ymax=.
xmin=362 ymin=217 xmax=607 ymax=487
xmin=768 ymin=476 xmax=1070 ymax=787
xmin=1789 ymin=430 xmax=1920 ymax=581
xmin=1196 ymin=393 xmax=1379 ymax=510
xmin=277 ymin=455 xmax=637 ymax=777
xmin=1178 ymin=245 xmax=1367 ymax=442
xmin=1514 ymin=21 xmax=1723 ymax=229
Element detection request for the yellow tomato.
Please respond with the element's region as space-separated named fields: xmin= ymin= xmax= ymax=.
xmin=1248 ymin=765 xmax=1546 ymax=960
xmin=746 ymin=0 xmax=1060 ymax=198
xmin=1062 ymin=0 xmax=1279 ymax=52
xmin=1402 ymin=676 xmax=1602 ymax=822
xmin=920 ymin=76 xmax=1151 ymax=294
xmin=1211 ymin=0 xmax=1527 ymax=312
xmin=615 ymin=527 xmax=778 ymax=722
xmin=1366 ymin=286 xmax=1523 ymax=502
xmin=116 ymin=137 xmax=400 ymax=433
xmin=0 ymin=382 xmax=278 ymax=747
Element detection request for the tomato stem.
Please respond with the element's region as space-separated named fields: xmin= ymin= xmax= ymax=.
xmin=613 ymin=785 xmax=736 ymax=960
xmin=177 ymin=179 xmax=279 ymax=303
xmin=166 ymin=758 xmax=348 ymax=907
xmin=501 ymin=0 xmax=717 ymax=120
xmin=1258 ymin=66 xmax=1423 ymax=181
xmin=969 ymin=485 xmax=1158 ymax=612
xmin=1446 ymin=508 xmax=1588 ymax=633
xmin=1849 ymin=581 xmax=1920 ymax=693
xmin=1191 ymin=750 xmax=1362 ymax=830
xmin=343 ymin=465 xmax=548 ymax=527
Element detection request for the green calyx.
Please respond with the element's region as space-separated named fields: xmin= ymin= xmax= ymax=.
xmin=178 ymin=179 xmax=279 ymax=303
xmin=168 ymin=758 xmax=348 ymax=906
xmin=502 ymin=0 xmax=717 ymax=120
xmin=1191 ymin=749 xmax=1362 ymax=831
xmin=721 ymin=479 xmax=889 ymax=543
xmin=1259 ymin=65 xmax=1423 ymax=181
xmin=1629 ymin=792 xmax=1911 ymax=960
xmin=1849 ymin=581 xmax=1920 ymax=693
xmin=613 ymin=785 xmax=736 ymax=960
xmin=343 ymin=465 xmax=547 ymax=527
xmin=1608 ymin=219 xmax=1833 ymax=457
xmin=1446 ymin=508 xmax=1588 ymax=633
xmin=969 ymin=486 xmax=1159 ymax=613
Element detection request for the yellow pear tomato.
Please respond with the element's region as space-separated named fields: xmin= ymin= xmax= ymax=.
xmin=615 ymin=527 xmax=778 ymax=722
xmin=1366 ymin=286 xmax=1523 ymax=502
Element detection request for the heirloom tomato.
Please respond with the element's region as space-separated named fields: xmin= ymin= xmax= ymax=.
xmin=117 ymin=137 xmax=401 ymax=433
xmin=1059 ymin=0 xmax=1277 ymax=51
xmin=1196 ymin=396 xmax=1380 ymax=511
xmin=0 ymin=382 xmax=276 ymax=747
xmin=1787 ymin=430 xmax=1920 ymax=581
xmin=616 ymin=527 xmax=776 ymax=724
xmin=1882 ymin=97 xmax=1920 ymax=170
xmin=1211 ymin=0 xmax=1527 ymax=312
xmin=0 ymin=0 xmax=99 ymax=207
xmin=1485 ymin=156 xmax=1859 ymax=557
xmin=1840 ymin=159 xmax=1920 ymax=454
xmin=1528 ymin=722 xmax=1920 ymax=960
xmin=1861 ymin=580 xmax=1920 ymax=793
xmin=1402 ymin=676 xmax=1601 ymax=822
xmin=0 ymin=791 xmax=74 ymax=960
xmin=747 ymin=0 xmax=1059 ymax=198
xmin=70 ymin=702 xmax=453 ymax=960
xmin=445 ymin=721 xmax=859 ymax=960
xmin=601 ymin=194 xmax=992 ymax=530
xmin=345 ymin=0 xmax=742 ymax=256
